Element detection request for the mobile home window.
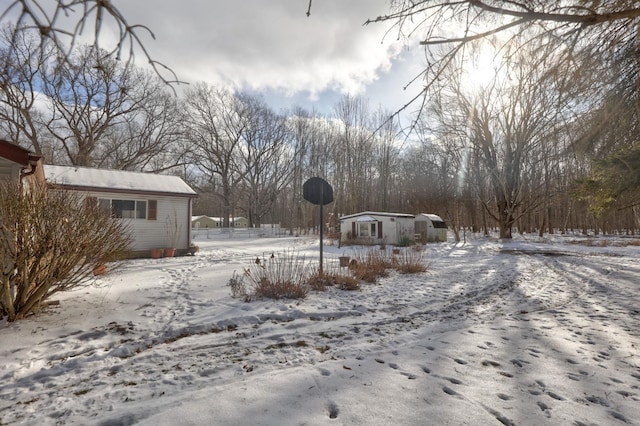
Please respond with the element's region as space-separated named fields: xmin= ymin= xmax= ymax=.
xmin=99 ymin=198 xmax=149 ymax=219
xmin=358 ymin=222 xmax=376 ymax=237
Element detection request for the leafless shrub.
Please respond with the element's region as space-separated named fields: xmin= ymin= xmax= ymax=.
xmin=392 ymin=249 xmax=429 ymax=274
xmin=348 ymin=247 xmax=393 ymax=283
xmin=308 ymin=269 xmax=360 ymax=291
xmin=227 ymin=270 xmax=250 ymax=301
xmin=0 ymin=181 xmax=131 ymax=322
xmin=335 ymin=274 xmax=360 ymax=291
xmin=252 ymin=277 xmax=309 ymax=300
xmin=307 ymin=272 xmax=331 ymax=292
xmin=242 ymin=251 xmax=311 ymax=300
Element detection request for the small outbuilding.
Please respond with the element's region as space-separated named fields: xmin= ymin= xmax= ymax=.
xmin=44 ymin=165 xmax=198 ymax=257
xmin=415 ymin=213 xmax=448 ymax=242
xmin=339 ymin=211 xmax=415 ymax=246
xmin=194 ymin=216 xmax=249 ymax=228
xmin=192 ymin=215 xmax=219 ymax=229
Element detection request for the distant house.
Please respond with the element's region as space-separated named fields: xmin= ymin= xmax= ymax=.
xmin=0 ymin=139 xmax=43 ymax=185
xmin=44 ymin=165 xmax=198 ymax=257
xmin=195 ymin=216 xmax=249 ymax=228
xmin=232 ymin=217 xmax=248 ymax=228
xmin=415 ymin=213 xmax=448 ymax=242
xmin=339 ymin=211 xmax=415 ymax=245
xmin=191 ymin=215 xmax=218 ymax=229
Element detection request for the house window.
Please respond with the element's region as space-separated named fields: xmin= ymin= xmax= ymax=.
xmin=135 ymin=200 xmax=147 ymax=219
xmin=99 ymin=198 xmax=151 ymax=219
xmin=359 ymin=222 xmax=376 ymax=237
xmin=112 ymin=200 xmax=136 ymax=218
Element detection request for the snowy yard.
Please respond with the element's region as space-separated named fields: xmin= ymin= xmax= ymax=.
xmin=1 ymin=233 xmax=639 ymax=425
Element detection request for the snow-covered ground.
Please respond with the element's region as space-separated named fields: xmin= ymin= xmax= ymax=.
xmin=1 ymin=232 xmax=639 ymax=425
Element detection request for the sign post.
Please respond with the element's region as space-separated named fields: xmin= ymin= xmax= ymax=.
xmin=302 ymin=177 xmax=334 ymax=275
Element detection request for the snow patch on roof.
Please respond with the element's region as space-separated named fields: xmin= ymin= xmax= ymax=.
xmin=418 ymin=213 xmax=445 ymax=222
xmin=340 ymin=211 xmax=415 ymax=220
xmin=44 ymin=165 xmax=197 ymax=196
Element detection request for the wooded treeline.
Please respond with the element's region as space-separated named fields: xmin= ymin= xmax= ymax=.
xmin=1 ymin=27 xmax=639 ymax=238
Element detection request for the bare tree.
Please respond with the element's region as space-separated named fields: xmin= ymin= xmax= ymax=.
xmin=358 ymin=2 xmax=640 ymax=134
xmin=39 ymin=45 xmax=165 ymax=166
xmin=426 ymin=38 xmax=578 ymax=238
xmin=333 ymin=95 xmax=376 ymax=213
xmin=372 ymin=109 xmax=401 ymax=212
xmin=182 ymin=83 xmax=246 ymax=228
xmin=94 ymin=88 xmax=187 ymax=172
xmin=236 ymin=94 xmax=294 ymax=227
xmin=0 ymin=26 xmax=51 ymax=153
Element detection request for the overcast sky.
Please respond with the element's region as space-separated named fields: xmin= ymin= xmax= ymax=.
xmin=106 ymin=0 xmax=425 ymax=117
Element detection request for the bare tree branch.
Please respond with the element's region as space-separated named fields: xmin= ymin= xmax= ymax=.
xmin=1 ymin=1 xmax=185 ymax=90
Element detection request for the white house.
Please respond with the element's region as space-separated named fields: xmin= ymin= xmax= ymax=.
xmin=339 ymin=211 xmax=415 ymax=246
xmin=44 ymin=165 xmax=198 ymax=257
xmin=415 ymin=213 xmax=448 ymax=242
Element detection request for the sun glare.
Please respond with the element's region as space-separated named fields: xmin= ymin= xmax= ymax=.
xmin=459 ymin=42 xmax=506 ymax=93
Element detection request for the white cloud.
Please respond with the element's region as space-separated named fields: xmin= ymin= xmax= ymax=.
xmin=104 ymin=0 xmax=418 ymax=113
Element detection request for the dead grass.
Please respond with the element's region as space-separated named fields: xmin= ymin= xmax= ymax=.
xmin=348 ymin=247 xmax=394 ymax=283
xmin=253 ymin=278 xmax=309 ymax=299
xmin=392 ymin=249 xmax=429 ymax=274
xmin=308 ymin=269 xmax=361 ymax=291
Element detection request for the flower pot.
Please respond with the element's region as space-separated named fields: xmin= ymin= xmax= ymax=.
xmin=150 ymin=248 xmax=163 ymax=259
xmin=93 ymin=264 xmax=107 ymax=276
xmin=164 ymin=248 xmax=176 ymax=257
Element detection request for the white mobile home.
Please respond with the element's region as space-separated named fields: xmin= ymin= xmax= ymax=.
xmin=415 ymin=213 xmax=448 ymax=242
xmin=340 ymin=211 xmax=415 ymax=245
xmin=44 ymin=165 xmax=198 ymax=257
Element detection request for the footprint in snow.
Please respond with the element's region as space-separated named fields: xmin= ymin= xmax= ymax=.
xmin=317 ymin=368 xmax=331 ymax=377
xmin=326 ymin=400 xmax=339 ymax=419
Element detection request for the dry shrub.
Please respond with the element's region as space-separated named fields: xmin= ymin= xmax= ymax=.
xmin=227 ymin=270 xmax=250 ymax=301
xmin=308 ymin=270 xmax=360 ymax=291
xmin=241 ymin=251 xmax=311 ymax=300
xmin=393 ymin=249 xmax=429 ymax=274
xmin=253 ymin=278 xmax=308 ymax=299
xmin=0 ymin=181 xmax=131 ymax=322
xmin=307 ymin=272 xmax=331 ymax=291
xmin=348 ymin=247 xmax=393 ymax=283
xmin=334 ymin=275 xmax=360 ymax=291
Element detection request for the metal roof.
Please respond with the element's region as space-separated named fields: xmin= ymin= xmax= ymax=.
xmin=340 ymin=211 xmax=415 ymax=220
xmin=44 ymin=165 xmax=197 ymax=197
